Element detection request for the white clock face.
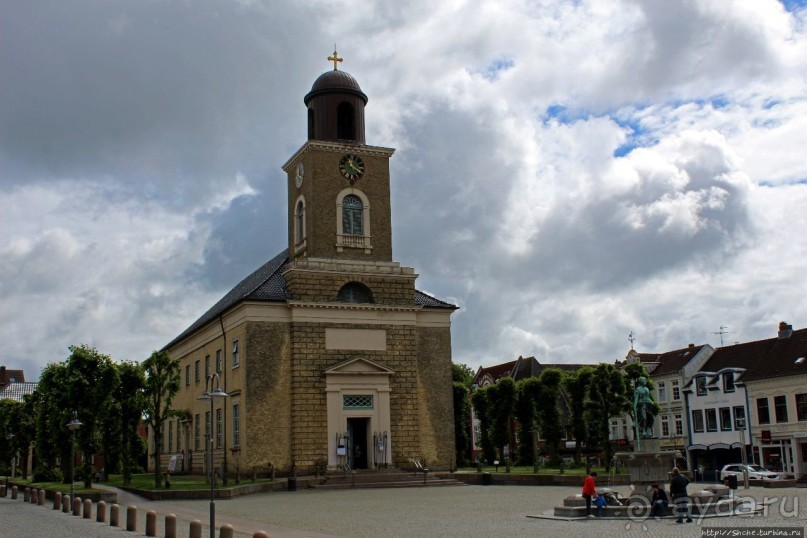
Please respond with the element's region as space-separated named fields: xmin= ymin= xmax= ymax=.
xmin=295 ymin=162 xmax=304 ymax=188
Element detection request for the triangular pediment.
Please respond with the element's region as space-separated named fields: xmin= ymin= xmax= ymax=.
xmin=324 ymin=357 xmax=394 ymax=376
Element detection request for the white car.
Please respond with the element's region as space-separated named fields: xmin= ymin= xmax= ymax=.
xmin=719 ymin=464 xmax=779 ymax=480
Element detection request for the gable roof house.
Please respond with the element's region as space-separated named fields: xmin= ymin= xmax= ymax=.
xmin=684 ymin=322 xmax=807 ymax=480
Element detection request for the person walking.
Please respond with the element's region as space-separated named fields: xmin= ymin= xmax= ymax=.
xmin=649 ymin=483 xmax=669 ymax=518
xmin=669 ymin=467 xmax=692 ymax=523
xmin=581 ymin=471 xmax=597 ymax=518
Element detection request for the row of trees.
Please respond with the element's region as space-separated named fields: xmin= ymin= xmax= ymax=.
xmin=453 ymin=361 xmax=657 ymax=471
xmin=0 ymin=345 xmax=180 ymax=488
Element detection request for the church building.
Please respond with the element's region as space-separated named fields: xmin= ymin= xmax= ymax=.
xmin=157 ymin=53 xmax=457 ymax=477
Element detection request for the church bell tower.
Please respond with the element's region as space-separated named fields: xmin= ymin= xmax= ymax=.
xmin=281 ymin=52 xmax=415 ymax=307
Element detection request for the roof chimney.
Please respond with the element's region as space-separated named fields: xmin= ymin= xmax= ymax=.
xmin=778 ymin=321 xmax=793 ymax=339
xmin=688 ymin=343 xmax=695 ymax=348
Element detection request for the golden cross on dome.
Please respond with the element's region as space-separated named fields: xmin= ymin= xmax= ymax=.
xmin=328 ymin=49 xmax=343 ymax=71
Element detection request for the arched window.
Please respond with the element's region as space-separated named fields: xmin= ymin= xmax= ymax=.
xmin=295 ymin=200 xmax=305 ymax=243
xmin=337 ymin=282 xmax=374 ymax=303
xmin=337 ymin=102 xmax=355 ymax=141
xmin=307 ymin=108 xmax=315 ymax=140
xmin=342 ymin=195 xmax=363 ymax=235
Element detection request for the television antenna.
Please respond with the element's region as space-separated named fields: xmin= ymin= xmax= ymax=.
xmin=711 ymin=325 xmax=735 ymax=347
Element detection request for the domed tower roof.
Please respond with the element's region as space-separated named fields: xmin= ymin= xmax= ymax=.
xmin=304 ymin=70 xmax=368 ymax=105
xmin=304 ymin=51 xmax=367 ymax=144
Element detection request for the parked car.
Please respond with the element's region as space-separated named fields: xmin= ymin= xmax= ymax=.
xmin=719 ymin=464 xmax=779 ymax=480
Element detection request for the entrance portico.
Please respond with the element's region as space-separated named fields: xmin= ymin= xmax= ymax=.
xmin=325 ymin=357 xmax=393 ymax=470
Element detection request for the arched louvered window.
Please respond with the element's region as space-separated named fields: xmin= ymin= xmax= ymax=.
xmin=337 ymin=102 xmax=355 ymax=140
xmin=308 ymin=108 xmax=315 ymax=140
xmin=342 ymin=195 xmax=363 ymax=235
xmin=337 ymin=282 xmax=374 ymax=303
xmin=295 ymin=200 xmax=305 ymax=243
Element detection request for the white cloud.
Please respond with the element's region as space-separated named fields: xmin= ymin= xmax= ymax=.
xmin=2 ymin=0 xmax=807 ymax=378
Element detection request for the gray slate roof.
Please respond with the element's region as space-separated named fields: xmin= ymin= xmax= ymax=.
xmin=165 ymin=249 xmax=456 ymax=350
xmin=0 ymin=382 xmax=38 ymax=402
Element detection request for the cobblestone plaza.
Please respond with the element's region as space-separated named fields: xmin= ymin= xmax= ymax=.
xmin=2 ymin=483 xmax=805 ymax=537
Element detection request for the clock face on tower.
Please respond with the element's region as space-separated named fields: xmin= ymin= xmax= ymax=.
xmin=339 ymin=154 xmax=365 ymax=182
xmin=295 ymin=161 xmax=304 ymax=188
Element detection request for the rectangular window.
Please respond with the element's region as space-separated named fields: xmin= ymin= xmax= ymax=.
xmin=343 ymin=395 xmax=374 ymax=409
xmin=775 ymin=395 xmax=788 ymax=423
xmin=168 ymin=420 xmax=174 ymax=453
xmin=658 ymin=382 xmax=667 ymax=403
xmin=692 ymin=409 xmax=705 ymax=433
xmin=185 ymin=365 xmax=190 ymax=386
xmin=674 ymin=413 xmax=683 ymax=436
xmin=195 ymin=360 xmax=200 ymax=383
xmin=216 ymin=350 xmax=222 ymax=373
xmin=734 ymin=406 xmax=746 ymax=430
xmin=706 ymin=408 xmax=718 ymax=432
xmin=719 ymin=407 xmax=733 ymax=431
xmin=194 ymin=414 xmax=200 ymax=451
xmin=232 ymin=340 xmax=240 ymax=368
xmin=610 ymin=419 xmax=618 ymax=440
xmin=233 ymin=404 xmax=240 ymax=447
xmin=722 ymin=372 xmax=735 ymax=393
xmin=177 ymin=422 xmax=181 ymax=451
xmin=205 ymin=411 xmax=211 ymax=444
xmin=672 ymin=380 xmax=680 ymax=401
xmin=661 ymin=414 xmax=670 ymax=437
xmin=696 ymin=377 xmax=707 ymax=396
xmin=757 ymin=397 xmax=770 ymax=424
xmin=205 ymin=355 xmax=210 ymax=379
xmin=216 ymin=408 xmax=223 ymax=449
xmin=797 ymin=394 xmax=807 ymax=421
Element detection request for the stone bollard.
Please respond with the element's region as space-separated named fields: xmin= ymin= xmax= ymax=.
xmin=97 ymin=500 xmax=107 ymax=523
xmin=126 ymin=505 xmax=137 ymax=532
xmin=38 ymin=489 xmax=45 ymax=506
xmin=220 ymin=524 xmax=234 ymax=538
xmin=73 ymin=496 xmax=82 ymax=516
xmin=24 ymin=486 xmax=31 ymax=502
xmin=165 ymin=514 xmax=177 ymax=538
xmin=30 ymin=488 xmax=37 ymax=503
xmin=189 ymin=519 xmax=202 ymax=538
xmin=12 ymin=485 xmax=18 ymax=499
xmin=146 ymin=510 xmax=157 ymax=536
xmin=110 ymin=503 xmax=120 ymax=527
xmin=83 ymin=498 xmax=92 ymax=519
xmin=0 ymin=484 xmax=6 ymax=497
xmin=253 ymin=532 xmax=270 ymax=538
xmin=53 ymin=491 xmax=62 ymax=510
xmin=62 ymin=494 xmax=71 ymax=512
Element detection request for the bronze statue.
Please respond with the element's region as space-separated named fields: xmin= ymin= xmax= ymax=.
xmin=634 ymin=376 xmax=656 ymax=439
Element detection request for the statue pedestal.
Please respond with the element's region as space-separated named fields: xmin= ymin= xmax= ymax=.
xmin=614 ymin=446 xmax=680 ymax=505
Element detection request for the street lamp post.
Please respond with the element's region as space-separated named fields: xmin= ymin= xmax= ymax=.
xmin=4 ymin=428 xmax=14 ymax=485
xmin=66 ymin=412 xmax=82 ymax=500
xmin=198 ymin=373 xmax=228 ymax=538
xmin=737 ymin=418 xmax=749 ymax=489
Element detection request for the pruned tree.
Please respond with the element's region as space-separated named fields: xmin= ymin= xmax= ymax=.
xmin=115 ymin=361 xmax=147 ymax=485
xmin=562 ymin=366 xmax=594 ymax=464
xmin=143 ymin=349 xmax=180 ymax=487
xmin=535 ymin=368 xmax=564 ymax=463
xmin=486 ymin=377 xmax=516 ymax=469
xmin=470 ymin=388 xmax=495 ymax=463
xmin=514 ymin=377 xmax=541 ymax=465
xmin=65 ymin=345 xmax=119 ymax=488
xmin=452 ymin=381 xmax=471 ymax=466
xmin=585 ymin=363 xmax=630 ymax=472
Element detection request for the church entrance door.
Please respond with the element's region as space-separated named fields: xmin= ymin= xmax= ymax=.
xmin=348 ymin=417 xmax=369 ymax=469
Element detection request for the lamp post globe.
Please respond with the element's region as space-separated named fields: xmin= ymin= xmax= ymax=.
xmin=66 ymin=412 xmax=82 ymax=500
xmin=198 ymin=373 xmax=228 ymax=538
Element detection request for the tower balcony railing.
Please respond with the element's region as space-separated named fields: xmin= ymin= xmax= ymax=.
xmin=336 ymin=234 xmax=372 ymax=253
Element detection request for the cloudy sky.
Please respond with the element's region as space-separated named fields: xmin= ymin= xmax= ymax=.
xmin=3 ymin=0 xmax=807 ymax=380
